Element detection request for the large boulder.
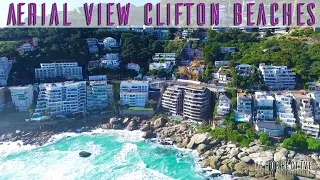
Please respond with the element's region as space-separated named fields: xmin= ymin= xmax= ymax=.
xmin=274 ymin=149 xmax=288 ymax=162
xmin=191 ymin=133 xmax=211 ymax=145
xmin=153 ymin=118 xmax=167 ymax=129
xmin=142 ymin=130 xmax=155 ymax=139
xmin=240 ymin=156 xmax=252 ymax=163
xmin=110 ymin=117 xmax=119 ymax=124
xmin=230 ymin=148 xmax=240 ymax=157
xmin=196 ymin=144 xmax=207 ymax=154
xmin=181 ymin=137 xmax=190 ymax=148
xmin=208 ymin=156 xmax=221 ymax=169
xmin=127 ymin=121 xmax=137 ymax=131
xmin=186 ymin=138 xmax=196 ymax=149
xmin=112 ymin=124 xmax=122 ymax=129
xmin=140 ymin=122 xmax=152 ymax=132
xmin=101 ymin=123 xmax=112 ymax=129
xmin=79 ymin=151 xmax=91 ymax=158
xmin=219 ymin=164 xmax=232 ymax=174
xmin=122 ymin=118 xmax=130 ymax=125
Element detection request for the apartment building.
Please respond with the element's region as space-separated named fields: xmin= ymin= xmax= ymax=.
xmin=103 ymin=37 xmax=118 ymax=48
xmin=214 ymin=60 xmax=229 ymax=67
xmin=217 ymin=95 xmax=231 ymax=116
xmin=254 ymin=91 xmax=274 ymax=121
xmin=120 ymin=81 xmax=149 ymax=107
xmin=236 ymin=93 xmax=253 ymax=122
xmin=275 ymin=93 xmax=296 ymax=127
xmin=235 ymin=64 xmax=253 ymax=77
xmin=0 ymin=87 xmax=5 ymax=111
xmin=309 ymin=91 xmax=320 ymax=121
xmin=127 ymin=63 xmax=140 ymax=72
xmin=87 ymin=81 xmax=111 ymax=110
xmin=161 ymin=86 xmax=184 ymax=115
xmin=33 ymin=81 xmax=86 ymax=117
xmin=35 ymin=62 xmax=83 ymax=80
xmin=259 ymin=63 xmax=296 ymax=90
xmin=161 ymin=85 xmax=211 ymax=121
xmin=149 ymin=62 xmax=173 ymax=71
xmin=0 ymin=57 xmax=13 ymax=86
xmin=9 ymin=85 xmax=34 ymax=112
xmin=100 ymin=53 xmax=120 ymax=69
xmin=152 ymin=53 xmax=176 ymax=64
xmin=290 ymin=91 xmax=319 ymax=138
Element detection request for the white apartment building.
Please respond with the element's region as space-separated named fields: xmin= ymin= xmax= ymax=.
xmin=152 ymin=53 xmax=176 ymax=64
xmin=120 ymin=81 xmax=149 ymax=107
xmin=87 ymin=81 xmax=110 ymax=110
xmin=100 ymin=53 xmax=120 ymax=69
xmin=309 ymin=91 xmax=320 ymax=121
xmin=9 ymin=85 xmax=34 ymax=112
xmin=275 ymin=93 xmax=296 ymax=127
xmin=217 ymin=95 xmax=231 ymax=116
xmin=235 ymin=64 xmax=253 ymax=77
xmin=290 ymin=92 xmax=319 ymax=138
xmin=213 ymin=72 xmax=232 ymax=84
xmin=0 ymin=87 xmax=5 ymax=111
xmin=237 ymin=92 xmax=253 ymax=115
xmin=149 ymin=62 xmax=173 ymax=71
xmin=103 ymin=37 xmax=118 ymax=48
xmin=33 ymin=81 xmax=86 ymax=117
xmin=0 ymin=57 xmax=13 ymax=86
xmin=35 ymin=62 xmax=83 ymax=80
xmin=161 ymin=85 xmax=211 ymax=121
xmin=127 ymin=63 xmax=140 ymax=72
xmin=259 ymin=63 xmax=296 ymax=90
xmin=254 ymin=91 xmax=274 ymax=121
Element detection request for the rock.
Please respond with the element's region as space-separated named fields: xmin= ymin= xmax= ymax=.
xmin=153 ymin=118 xmax=167 ymax=129
xmin=287 ymin=150 xmax=296 ymax=159
xmin=248 ymin=172 xmax=256 ymax=177
xmin=186 ymin=138 xmax=196 ymax=149
xmin=140 ymin=120 xmax=147 ymax=126
xmin=216 ymin=149 xmax=225 ymax=156
xmin=240 ymin=156 xmax=252 ymax=163
xmin=126 ymin=121 xmax=137 ymax=131
xmin=232 ymin=171 xmax=246 ymax=177
xmin=178 ymin=124 xmax=188 ymax=132
xmin=112 ymin=124 xmax=122 ymax=129
xmin=254 ymin=172 xmax=265 ymax=178
xmin=249 ymin=153 xmax=260 ymax=159
xmin=219 ymin=164 xmax=231 ymax=174
xmin=140 ymin=122 xmax=152 ymax=132
xmin=15 ymin=130 xmax=21 ymax=134
xmin=238 ymin=152 xmax=247 ymax=159
xmin=196 ymin=144 xmax=207 ymax=154
xmin=234 ymin=162 xmax=247 ymax=172
xmin=181 ymin=137 xmax=189 ymax=148
xmin=311 ymin=153 xmax=319 ymax=162
xmin=122 ymin=118 xmax=130 ymax=125
xmin=142 ymin=130 xmax=155 ymax=139
xmin=79 ymin=151 xmax=91 ymax=158
xmin=191 ymin=133 xmax=211 ymax=145
xmin=208 ymin=156 xmax=221 ymax=169
xmin=274 ymin=150 xmax=288 ymax=162
xmin=227 ymin=143 xmax=237 ymax=148
xmin=230 ymin=148 xmax=240 ymax=157
xmin=110 ymin=117 xmax=119 ymax=124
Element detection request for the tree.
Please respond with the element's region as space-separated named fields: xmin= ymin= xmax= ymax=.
xmin=259 ymin=132 xmax=271 ymax=146
xmin=147 ymin=99 xmax=158 ymax=110
xmin=205 ymin=62 xmax=214 ymax=78
xmin=307 ymin=138 xmax=320 ymax=151
xmin=282 ymin=131 xmax=308 ymax=150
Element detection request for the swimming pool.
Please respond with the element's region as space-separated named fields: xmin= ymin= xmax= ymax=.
xmin=235 ymin=116 xmax=250 ymax=122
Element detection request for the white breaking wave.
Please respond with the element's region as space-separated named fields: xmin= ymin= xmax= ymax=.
xmin=114 ymin=143 xmax=138 ymax=163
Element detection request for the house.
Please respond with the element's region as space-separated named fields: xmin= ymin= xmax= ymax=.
xmin=33 ymin=82 xmax=86 ymax=117
xmin=235 ymin=64 xmax=253 ymax=77
xmin=149 ymin=62 xmax=174 ymax=71
xmin=88 ymin=60 xmax=101 ymax=69
xmin=152 ymin=53 xmax=176 ymax=64
xmin=275 ymin=93 xmax=296 ymax=128
xmin=255 ymin=122 xmax=285 ymax=137
xmin=17 ymin=42 xmax=35 ymax=52
xmin=217 ymin=95 xmax=231 ymax=116
xmin=100 ymin=53 xmax=120 ymax=69
xmin=220 ymin=47 xmax=236 ymax=53
xmin=103 ymin=37 xmax=118 ymax=48
xmin=120 ymin=81 xmax=149 ymax=107
xmin=215 ymin=60 xmax=229 ymax=67
xmin=88 ymin=46 xmax=99 ymax=54
xmin=127 ymin=63 xmax=140 ymax=72
xmin=0 ymin=57 xmax=13 ymax=86
xmin=162 ymin=85 xmax=211 ymax=121
xmin=86 ymin=38 xmax=98 ymax=46
xmin=9 ymin=85 xmax=34 ymax=112
xmin=236 ymin=93 xmax=253 ymax=122
xmin=35 ymin=62 xmax=83 ymax=80
xmin=254 ymin=91 xmax=274 ymax=121
xmin=259 ymin=63 xmax=296 ymax=90
xmin=213 ymin=66 xmax=232 ymax=84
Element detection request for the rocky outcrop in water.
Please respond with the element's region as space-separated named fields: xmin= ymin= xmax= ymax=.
xmin=79 ymin=151 xmax=91 ymax=158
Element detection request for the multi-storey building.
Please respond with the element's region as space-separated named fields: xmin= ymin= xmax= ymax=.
xmin=149 ymin=62 xmax=173 ymax=71
xmin=87 ymin=81 xmax=112 ymax=110
xmin=290 ymin=91 xmax=319 ymax=138
xmin=100 ymin=53 xmax=120 ymax=69
xmin=217 ymin=95 xmax=231 ymax=116
xmin=254 ymin=91 xmax=274 ymax=121
xmin=235 ymin=64 xmax=253 ymax=77
xmin=33 ymin=82 xmax=86 ymax=117
xmin=214 ymin=60 xmax=229 ymax=67
xmin=9 ymin=85 xmax=34 ymax=112
xmin=161 ymin=86 xmax=184 ymax=115
xmin=120 ymin=81 xmax=149 ymax=107
xmin=35 ymin=62 xmax=83 ymax=80
xmin=259 ymin=63 xmax=296 ymax=90
xmin=309 ymin=91 xmax=320 ymax=121
xmin=0 ymin=57 xmax=13 ymax=86
xmin=0 ymin=87 xmax=5 ymax=111
xmin=236 ymin=92 xmax=253 ymax=122
xmin=103 ymin=37 xmax=118 ymax=48
xmin=275 ymin=93 xmax=296 ymax=127
xmin=152 ymin=53 xmax=176 ymax=64
xmin=161 ymin=85 xmax=211 ymax=121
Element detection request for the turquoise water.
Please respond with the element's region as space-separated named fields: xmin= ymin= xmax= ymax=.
xmin=0 ymin=130 xmax=229 ymax=180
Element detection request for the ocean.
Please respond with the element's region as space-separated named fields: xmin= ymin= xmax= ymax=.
xmin=0 ymin=129 xmax=231 ymax=180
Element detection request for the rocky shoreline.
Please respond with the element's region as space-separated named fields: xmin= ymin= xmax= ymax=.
xmin=1 ymin=116 xmax=320 ymax=179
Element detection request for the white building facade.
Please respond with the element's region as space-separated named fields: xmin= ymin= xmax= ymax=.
xmin=100 ymin=53 xmax=120 ymax=69
xmin=152 ymin=53 xmax=176 ymax=64
xmin=120 ymin=81 xmax=149 ymax=107
xmin=35 ymin=62 xmax=83 ymax=80
xmin=0 ymin=87 xmax=5 ymax=111
xmin=149 ymin=62 xmax=173 ymax=71
xmin=103 ymin=37 xmax=118 ymax=48
xmin=87 ymin=81 xmax=111 ymax=111
xmin=33 ymin=82 xmax=86 ymax=117
xmin=9 ymin=85 xmax=34 ymax=112
xmin=275 ymin=93 xmax=296 ymax=127
xmin=0 ymin=57 xmax=13 ymax=86
xmin=254 ymin=91 xmax=274 ymax=121
xmin=259 ymin=63 xmax=296 ymax=90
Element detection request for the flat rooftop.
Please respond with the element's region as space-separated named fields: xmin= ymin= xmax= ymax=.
xmin=238 ymin=93 xmax=252 ymax=99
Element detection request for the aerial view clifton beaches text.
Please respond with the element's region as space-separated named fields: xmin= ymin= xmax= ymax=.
xmin=2 ymin=15 xmax=320 ymax=180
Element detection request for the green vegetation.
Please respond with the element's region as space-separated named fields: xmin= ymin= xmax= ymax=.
xmin=282 ymin=131 xmax=320 ymax=151
xmin=128 ymin=107 xmax=153 ymax=111
xmin=259 ymin=132 xmax=272 ymax=146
